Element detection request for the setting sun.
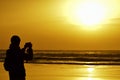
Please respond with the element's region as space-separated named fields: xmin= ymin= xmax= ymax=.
xmin=64 ymin=0 xmax=109 ymax=30
xmin=0 ymin=0 xmax=120 ymax=50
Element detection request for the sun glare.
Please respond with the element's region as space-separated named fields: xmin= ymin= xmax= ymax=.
xmin=64 ymin=0 xmax=109 ymax=30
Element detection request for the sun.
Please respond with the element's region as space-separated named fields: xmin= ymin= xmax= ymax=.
xmin=64 ymin=0 xmax=108 ymax=30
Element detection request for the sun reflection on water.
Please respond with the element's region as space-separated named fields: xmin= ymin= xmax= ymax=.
xmin=87 ymin=67 xmax=95 ymax=73
xmin=87 ymin=77 xmax=93 ymax=80
xmin=74 ymin=66 xmax=104 ymax=80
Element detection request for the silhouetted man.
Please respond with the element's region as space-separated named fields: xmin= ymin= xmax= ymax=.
xmin=4 ymin=35 xmax=33 ymax=80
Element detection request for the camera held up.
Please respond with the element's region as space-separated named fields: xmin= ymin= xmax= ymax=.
xmin=24 ymin=42 xmax=32 ymax=49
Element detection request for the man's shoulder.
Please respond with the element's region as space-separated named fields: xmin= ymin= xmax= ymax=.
xmin=6 ymin=49 xmax=10 ymax=53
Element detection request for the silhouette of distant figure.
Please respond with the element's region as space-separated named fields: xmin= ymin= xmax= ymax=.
xmin=4 ymin=35 xmax=33 ymax=80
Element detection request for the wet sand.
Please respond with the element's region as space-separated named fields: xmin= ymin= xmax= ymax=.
xmin=0 ymin=62 xmax=120 ymax=80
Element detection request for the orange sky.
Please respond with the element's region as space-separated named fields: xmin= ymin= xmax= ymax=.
xmin=0 ymin=0 xmax=120 ymax=50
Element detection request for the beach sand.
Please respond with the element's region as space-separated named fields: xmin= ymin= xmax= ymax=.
xmin=0 ymin=62 xmax=120 ymax=80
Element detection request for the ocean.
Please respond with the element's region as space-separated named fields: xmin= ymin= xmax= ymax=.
xmin=0 ymin=50 xmax=120 ymax=80
xmin=0 ymin=50 xmax=120 ymax=65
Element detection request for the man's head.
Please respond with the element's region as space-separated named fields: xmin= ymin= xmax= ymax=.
xmin=11 ymin=35 xmax=21 ymax=46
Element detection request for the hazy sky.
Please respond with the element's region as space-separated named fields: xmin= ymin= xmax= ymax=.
xmin=0 ymin=0 xmax=120 ymax=50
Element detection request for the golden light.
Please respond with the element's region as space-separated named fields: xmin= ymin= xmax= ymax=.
xmin=87 ymin=77 xmax=93 ymax=80
xmin=87 ymin=67 xmax=94 ymax=73
xmin=63 ymin=0 xmax=109 ymax=30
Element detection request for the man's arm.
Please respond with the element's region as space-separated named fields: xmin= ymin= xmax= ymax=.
xmin=26 ymin=47 xmax=33 ymax=60
xmin=22 ymin=42 xmax=33 ymax=60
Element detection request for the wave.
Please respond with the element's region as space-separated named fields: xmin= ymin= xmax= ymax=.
xmin=1 ymin=50 xmax=120 ymax=65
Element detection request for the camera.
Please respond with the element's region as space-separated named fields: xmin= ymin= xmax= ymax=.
xmin=24 ymin=42 xmax=32 ymax=48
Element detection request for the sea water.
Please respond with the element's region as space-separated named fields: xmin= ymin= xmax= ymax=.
xmin=1 ymin=50 xmax=120 ymax=64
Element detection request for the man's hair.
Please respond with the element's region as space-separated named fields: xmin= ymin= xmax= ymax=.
xmin=11 ymin=35 xmax=21 ymax=44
